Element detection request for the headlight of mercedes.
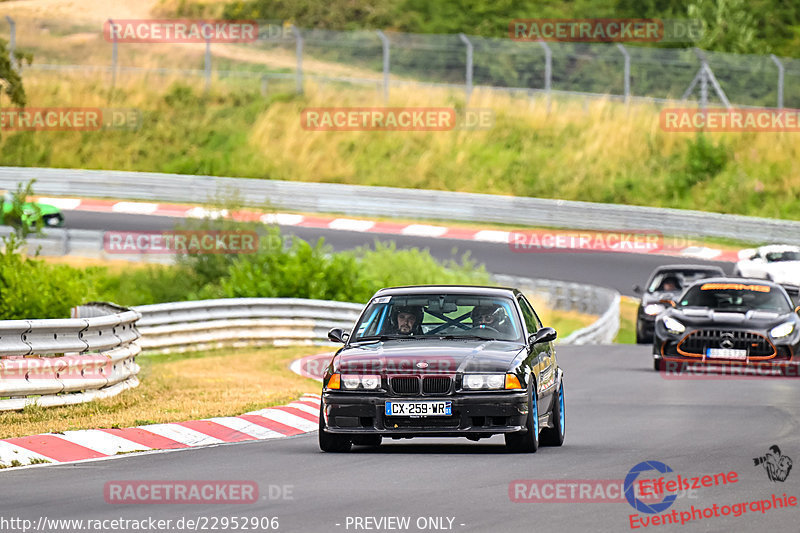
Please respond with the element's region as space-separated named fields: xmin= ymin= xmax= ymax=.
xmin=662 ymin=316 xmax=686 ymax=335
xmin=770 ymin=322 xmax=795 ymax=339
xmin=644 ymin=303 xmax=666 ymax=316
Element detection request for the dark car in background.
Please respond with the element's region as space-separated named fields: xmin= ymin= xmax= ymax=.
xmin=319 ymin=285 xmax=565 ymax=453
xmin=652 ymin=278 xmax=800 ymax=372
xmin=634 ymin=264 xmax=726 ymax=343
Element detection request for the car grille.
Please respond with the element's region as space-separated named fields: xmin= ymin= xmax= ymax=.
xmin=389 ymin=376 xmax=453 ymax=395
xmin=388 ymin=417 xmax=460 ymax=429
xmin=679 ymin=329 xmax=775 ymax=359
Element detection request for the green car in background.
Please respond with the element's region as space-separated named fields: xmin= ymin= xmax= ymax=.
xmin=0 ymin=190 xmax=65 ymax=229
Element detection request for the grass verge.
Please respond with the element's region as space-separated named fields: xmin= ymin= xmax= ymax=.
xmin=615 ymin=296 xmax=640 ymax=344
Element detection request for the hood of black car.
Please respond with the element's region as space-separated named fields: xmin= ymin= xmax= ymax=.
xmin=334 ymin=338 xmax=526 ymax=374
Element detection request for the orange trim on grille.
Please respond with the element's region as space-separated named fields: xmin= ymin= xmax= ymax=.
xmin=676 ymin=330 xmax=776 ymax=360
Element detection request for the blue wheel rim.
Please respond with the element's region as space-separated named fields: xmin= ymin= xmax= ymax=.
xmin=559 ymin=383 xmax=565 ymax=434
xmin=532 ymin=390 xmax=538 ymax=435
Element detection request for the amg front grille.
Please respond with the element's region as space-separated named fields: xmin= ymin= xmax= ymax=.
xmin=389 ymin=376 xmax=453 ymax=395
xmin=679 ymin=329 xmax=775 ymax=358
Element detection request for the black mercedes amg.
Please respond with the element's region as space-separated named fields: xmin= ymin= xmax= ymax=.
xmin=653 ymin=278 xmax=800 ymax=373
xmin=319 ymin=285 xmax=565 ymax=453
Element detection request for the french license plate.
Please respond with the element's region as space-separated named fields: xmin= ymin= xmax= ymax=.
xmin=706 ymin=348 xmax=747 ymax=360
xmin=385 ymin=401 xmax=451 ymax=417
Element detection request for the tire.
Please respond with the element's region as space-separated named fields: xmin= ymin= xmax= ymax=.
xmin=505 ymin=385 xmax=539 ymax=453
xmin=351 ymin=435 xmax=382 ymax=447
xmin=540 ymin=381 xmax=565 ymax=447
xmin=318 ymin=404 xmax=351 ymax=453
xmin=654 ymin=358 xmax=664 ymax=371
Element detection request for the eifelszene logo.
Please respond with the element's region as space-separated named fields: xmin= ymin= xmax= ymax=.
xmin=753 ymin=445 xmax=793 ymax=482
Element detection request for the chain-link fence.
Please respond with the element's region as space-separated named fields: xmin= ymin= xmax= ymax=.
xmin=1 ymin=16 xmax=796 ymax=108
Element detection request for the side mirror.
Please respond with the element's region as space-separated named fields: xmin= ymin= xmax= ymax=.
xmin=528 ymin=327 xmax=557 ymax=345
xmin=633 ymin=284 xmax=643 ymax=295
xmin=327 ymin=328 xmax=349 ymax=344
xmin=659 ymin=299 xmax=676 ymax=308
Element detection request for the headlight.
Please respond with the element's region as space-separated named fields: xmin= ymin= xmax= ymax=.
xmin=462 ymin=374 xmax=505 ymax=390
xmin=644 ymin=304 xmax=666 ymax=316
xmin=662 ymin=316 xmax=685 ymax=335
xmin=340 ymin=374 xmax=381 ymax=390
xmin=770 ymin=322 xmax=795 ymax=339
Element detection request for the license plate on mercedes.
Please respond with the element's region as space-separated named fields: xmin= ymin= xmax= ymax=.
xmin=385 ymin=401 xmax=452 ymax=417
xmin=706 ymin=348 xmax=747 ymax=360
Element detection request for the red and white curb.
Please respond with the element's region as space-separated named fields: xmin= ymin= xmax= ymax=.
xmin=37 ymin=196 xmax=739 ymax=262
xmin=0 ymin=394 xmax=321 ymax=469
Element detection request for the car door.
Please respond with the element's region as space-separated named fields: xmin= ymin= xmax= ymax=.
xmin=517 ymin=295 xmax=556 ymax=418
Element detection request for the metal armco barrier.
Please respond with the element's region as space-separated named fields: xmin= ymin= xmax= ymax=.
xmin=0 ymin=306 xmax=141 ymax=411
xmin=2 ymin=167 xmax=800 ymax=244
xmin=493 ymin=275 xmax=621 ymax=345
xmin=130 ymin=299 xmax=364 ymax=352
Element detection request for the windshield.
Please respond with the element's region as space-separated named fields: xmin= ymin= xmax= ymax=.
xmin=679 ymin=282 xmax=792 ymax=312
xmin=351 ymin=293 xmax=523 ymax=342
xmin=647 ymin=270 xmax=721 ymax=293
xmin=765 ymin=250 xmax=800 ymax=262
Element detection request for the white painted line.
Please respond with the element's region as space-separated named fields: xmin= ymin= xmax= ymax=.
xmin=247 ymin=409 xmax=317 ymax=432
xmin=208 ymin=417 xmax=284 ymax=440
xmin=57 ymin=429 xmax=149 ymax=455
xmin=36 ymin=197 xmax=83 ymax=210
xmin=679 ymin=247 xmax=723 ymax=259
xmin=111 ymin=202 xmax=159 ymax=215
xmin=138 ymin=424 xmax=224 ymax=447
xmin=0 ymin=441 xmax=57 ymax=465
xmin=328 ymin=218 xmax=376 ymax=232
xmin=185 ymin=207 xmax=229 ymax=219
xmin=401 ymin=224 xmax=449 ymax=237
xmin=261 ymin=213 xmax=305 ymax=226
xmin=286 ymin=402 xmax=319 ymax=416
xmin=473 ymin=230 xmax=511 ymax=243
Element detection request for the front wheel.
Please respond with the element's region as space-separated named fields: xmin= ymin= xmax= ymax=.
xmin=318 ymin=404 xmax=351 ymax=452
xmin=505 ymin=386 xmax=539 ymax=453
xmin=540 ymin=381 xmax=565 ymax=446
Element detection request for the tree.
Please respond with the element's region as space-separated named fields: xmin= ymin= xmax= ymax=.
xmin=0 ymin=38 xmax=27 ymax=107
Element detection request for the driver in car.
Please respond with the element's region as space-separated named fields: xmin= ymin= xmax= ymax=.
xmin=471 ymin=304 xmax=506 ymax=331
xmin=392 ymin=306 xmax=423 ymax=335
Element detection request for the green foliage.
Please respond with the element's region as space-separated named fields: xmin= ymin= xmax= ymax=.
xmin=688 ymin=0 xmax=767 ymax=54
xmin=1 ymin=180 xmax=41 ymax=239
xmin=681 ymin=134 xmax=729 ymax=187
xmin=0 ymin=239 xmax=98 ymax=319
xmin=0 ymin=38 xmax=28 ymax=108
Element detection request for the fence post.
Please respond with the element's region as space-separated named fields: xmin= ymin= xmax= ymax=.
xmin=5 ymin=16 xmax=16 ymax=71
xmin=616 ymin=43 xmax=630 ymax=104
xmin=770 ymin=54 xmax=784 ymax=109
xmin=260 ymin=75 xmax=269 ymax=96
xmin=109 ymin=18 xmax=118 ymax=97
xmin=291 ymin=25 xmax=303 ymax=95
xmin=204 ymin=23 xmax=212 ymax=94
xmin=376 ymin=30 xmax=390 ymax=103
xmin=459 ymin=33 xmax=473 ymax=104
xmin=537 ymin=39 xmax=552 ymax=112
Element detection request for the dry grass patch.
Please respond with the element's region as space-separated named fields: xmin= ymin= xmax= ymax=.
xmin=0 ymin=345 xmax=326 ymax=439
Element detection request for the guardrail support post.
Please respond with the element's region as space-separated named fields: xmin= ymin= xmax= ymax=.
xmin=459 ymin=33 xmax=473 ymax=104
xmin=537 ymin=39 xmax=552 ymax=112
xmin=109 ymin=18 xmax=118 ymax=98
xmin=376 ymin=30 xmax=390 ymax=103
xmin=5 ymin=16 xmax=16 ymax=71
xmin=616 ymin=43 xmax=630 ymax=105
xmin=770 ymin=54 xmax=784 ymax=109
xmin=292 ymin=25 xmax=303 ymax=95
xmin=204 ymin=25 xmax=212 ymax=94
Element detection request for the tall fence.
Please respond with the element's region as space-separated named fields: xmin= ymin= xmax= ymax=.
xmin=2 ymin=16 xmax=798 ymax=108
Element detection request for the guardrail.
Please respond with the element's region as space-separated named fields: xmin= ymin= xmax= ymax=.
xmin=493 ymin=275 xmax=621 ymax=345
xmin=2 ymin=167 xmax=799 ymax=245
xmin=0 ymin=305 xmax=141 ymax=411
